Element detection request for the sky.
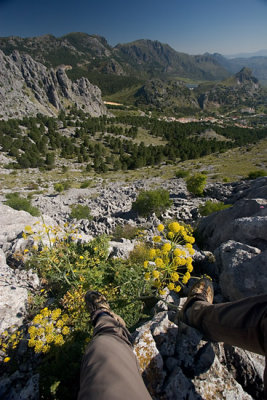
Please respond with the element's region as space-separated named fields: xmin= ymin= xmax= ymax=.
xmin=0 ymin=0 xmax=267 ymax=56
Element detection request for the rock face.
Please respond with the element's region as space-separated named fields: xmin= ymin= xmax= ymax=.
xmin=198 ymin=177 xmax=267 ymax=300
xmin=215 ymin=241 xmax=267 ymax=300
xmin=133 ymin=309 xmax=264 ymax=399
xmin=0 ymin=49 xmax=108 ymax=119
xmin=0 ymin=248 xmax=39 ymax=331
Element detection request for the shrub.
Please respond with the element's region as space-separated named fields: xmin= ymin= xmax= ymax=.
xmin=247 ymin=170 xmax=266 ymax=179
xmin=199 ymin=200 xmax=231 ymax=216
xmin=186 ymin=174 xmax=207 ymax=196
xmin=132 ymin=189 xmax=172 ymax=217
xmin=80 ymin=181 xmax=90 ymax=189
xmin=54 ymin=181 xmax=71 ymax=193
xmin=112 ymin=224 xmax=143 ymax=240
xmin=5 ymin=193 xmax=40 ymax=216
xmin=70 ymin=204 xmax=92 ymax=220
xmin=175 ymin=169 xmax=189 ymax=178
xmin=54 ymin=183 xmax=64 ymax=193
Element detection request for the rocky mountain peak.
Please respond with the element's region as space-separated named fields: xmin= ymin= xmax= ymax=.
xmin=0 ymin=49 xmax=108 ymax=119
xmin=235 ymin=67 xmax=259 ymax=84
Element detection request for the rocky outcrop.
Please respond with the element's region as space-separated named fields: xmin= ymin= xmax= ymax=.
xmin=0 ymin=248 xmax=39 ymax=331
xmin=0 ymin=49 xmax=108 ymax=119
xmin=0 ymin=177 xmax=266 ymax=399
xmin=133 ymin=307 xmax=264 ymax=399
xmin=197 ymin=68 xmax=263 ymax=111
xmin=198 ymin=177 xmax=267 ymax=300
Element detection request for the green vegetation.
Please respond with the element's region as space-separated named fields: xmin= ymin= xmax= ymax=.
xmin=80 ymin=181 xmax=91 ymax=189
xmin=54 ymin=182 xmax=71 ymax=193
xmin=175 ymin=169 xmax=189 ymax=178
xmin=5 ymin=193 xmax=40 ymax=216
xmin=247 ymin=169 xmax=266 ymax=179
xmin=112 ymin=224 xmax=143 ymax=240
xmin=1 ymin=220 xmax=196 ymax=399
xmin=199 ymin=200 xmax=231 ymax=216
xmin=1 ymin=112 xmax=267 ymax=177
xmin=132 ymin=189 xmax=172 ymax=217
xmin=186 ymin=174 xmax=207 ymax=196
xmin=70 ymin=204 xmax=92 ymax=220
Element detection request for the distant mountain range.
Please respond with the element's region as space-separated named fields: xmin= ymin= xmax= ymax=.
xmin=0 ymin=33 xmax=266 ymax=117
xmin=225 ymin=49 xmax=267 ymax=58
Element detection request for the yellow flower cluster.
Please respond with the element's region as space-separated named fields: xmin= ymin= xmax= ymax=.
xmin=144 ymin=222 xmax=195 ymax=294
xmin=62 ymin=286 xmax=87 ymax=327
xmin=0 ymin=326 xmax=23 ymax=363
xmin=28 ymin=307 xmax=71 ymax=354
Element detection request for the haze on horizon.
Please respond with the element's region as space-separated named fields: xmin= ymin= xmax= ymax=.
xmin=0 ymin=0 xmax=267 ymax=56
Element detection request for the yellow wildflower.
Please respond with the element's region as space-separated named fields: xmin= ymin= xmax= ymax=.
xmin=153 ymin=279 xmax=161 ymax=288
xmin=46 ymin=334 xmax=54 ymax=344
xmin=28 ymin=338 xmax=36 ymax=347
xmin=174 ymin=285 xmax=181 ymax=293
xmin=187 ymin=264 xmax=193 ymax=273
xmin=56 ymin=320 xmax=64 ymax=328
xmin=149 ymin=249 xmax=156 ymax=259
xmin=152 ymin=270 xmax=160 ymax=279
xmin=45 ymin=324 xmax=54 ymax=334
xmin=155 ymin=258 xmax=164 ymax=268
xmin=42 ymin=345 xmax=51 ymax=353
xmin=24 ymin=249 xmax=29 ymax=254
xmin=34 ymin=340 xmax=44 ymax=353
xmin=51 ymin=309 xmax=61 ymax=320
xmin=144 ymin=272 xmax=150 ymax=281
xmin=54 ymin=335 xmax=64 ymax=346
xmin=79 ymin=256 xmax=84 ymax=260
xmin=62 ymin=326 xmax=70 ymax=335
xmin=167 ymin=231 xmax=174 ymax=239
xmin=143 ymin=261 xmax=149 ymax=268
xmin=157 ymin=224 xmax=164 ymax=232
xmin=24 ymin=225 xmax=33 ymax=234
xmin=168 ymin=222 xmax=180 ymax=233
xmin=171 ymin=272 xmax=179 ymax=282
xmin=153 ymin=236 xmax=161 ymax=243
xmin=4 ymin=357 xmax=10 ymax=363
xmin=62 ymin=314 xmax=69 ymax=323
xmin=33 ymin=314 xmax=43 ymax=324
xmin=173 ymin=248 xmax=182 ymax=257
xmin=37 ymin=327 xmax=45 ymax=336
xmin=28 ymin=326 xmax=37 ymax=336
xmin=187 ymin=236 xmax=195 ymax=244
xmin=168 ymin=282 xmax=175 ymax=290
xmin=162 ymin=243 xmax=171 ymax=252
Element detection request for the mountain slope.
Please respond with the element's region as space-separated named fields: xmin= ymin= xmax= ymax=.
xmin=196 ymin=67 xmax=266 ymax=111
xmin=0 ymin=49 xmax=108 ymax=119
xmin=0 ymin=34 xmax=230 ymax=87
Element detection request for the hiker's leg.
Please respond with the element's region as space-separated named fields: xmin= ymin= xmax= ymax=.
xmin=78 ymin=314 xmax=152 ymax=400
xmin=187 ymin=294 xmax=267 ymax=398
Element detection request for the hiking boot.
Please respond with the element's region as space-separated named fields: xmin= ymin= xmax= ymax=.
xmin=85 ymin=290 xmax=126 ymax=327
xmin=180 ymin=278 xmax=214 ymax=324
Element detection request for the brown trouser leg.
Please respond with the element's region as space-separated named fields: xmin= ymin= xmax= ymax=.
xmin=187 ymin=294 xmax=267 ymax=399
xmin=78 ymin=315 xmax=152 ymax=400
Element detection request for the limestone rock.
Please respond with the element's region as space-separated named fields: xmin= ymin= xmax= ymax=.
xmin=0 ymin=49 xmax=108 ymax=119
xmin=109 ymin=239 xmax=136 ymax=259
xmin=150 ymin=312 xmax=178 ymax=357
xmin=133 ymin=326 xmax=166 ymax=397
xmin=215 ymin=240 xmax=267 ymax=300
xmin=192 ymin=352 xmax=253 ymax=399
xmin=197 ymin=197 xmax=267 ymax=251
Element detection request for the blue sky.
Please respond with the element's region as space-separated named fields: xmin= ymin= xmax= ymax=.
xmin=0 ymin=0 xmax=267 ymax=55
